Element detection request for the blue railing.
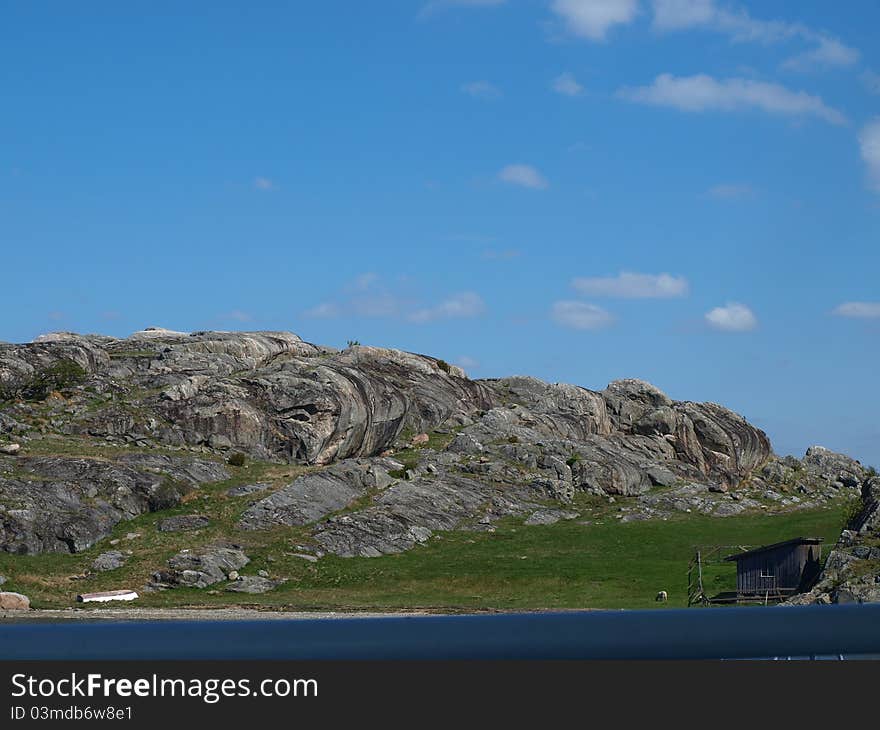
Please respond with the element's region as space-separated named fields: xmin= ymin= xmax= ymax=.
xmin=2 ymin=604 xmax=879 ymax=660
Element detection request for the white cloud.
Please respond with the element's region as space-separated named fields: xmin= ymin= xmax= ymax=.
xmin=306 ymin=276 xmax=487 ymax=325
xmin=707 ymin=183 xmax=754 ymax=200
xmin=552 ymin=301 xmax=615 ymax=330
xmin=408 ymin=292 xmax=486 ymax=323
xmin=462 ymin=80 xmax=502 ymax=100
xmin=572 ymin=272 xmax=689 ymax=298
xmin=351 ymin=272 xmax=379 ymax=291
xmin=498 ymin=164 xmax=549 ymax=189
xmin=833 ymin=302 xmax=880 ymax=319
xmin=550 ymin=0 xmax=639 ymax=41
xmin=618 ymin=73 xmax=846 ymax=125
xmin=303 ymin=274 xmax=404 ymax=320
xmin=303 ymin=302 xmax=342 ymax=319
xmin=226 ymin=310 xmax=253 ymax=323
xmin=552 ymin=72 xmax=584 ymax=96
xmin=455 ymin=355 xmax=480 ymax=369
xmin=782 ymin=36 xmax=860 ymax=72
xmin=704 ymin=302 xmax=757 ymax=331
xmin=651 ymin=1 xmax=858 ymax=70
xmin=859 ymin=119 xmax=880 ymax=194
xmin=482 ymin=249 xmax=521 ymax=260
xmin=254 ymin=177 xmax=277 ymax=191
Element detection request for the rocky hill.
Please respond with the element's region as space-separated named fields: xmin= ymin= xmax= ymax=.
xmin=0 ymin=328 xmax=873 ymax=601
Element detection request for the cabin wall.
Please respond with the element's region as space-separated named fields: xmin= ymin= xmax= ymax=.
xmin=735 ymin=545 xmax=818 ymax=595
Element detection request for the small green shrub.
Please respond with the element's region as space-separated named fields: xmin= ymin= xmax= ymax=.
xmin=841 ymin=494 xmax=866 ymax=530
xmin=16 ymin=360 xmax=87 ymax=401
xmin=867 ymin=466 xmax=879 ymax=479
xmin=346 ymin=340 xmax=361 ymax=348
xmin=149 ymin=478 xmax=189 ymax=511
xmin=435 ymin=359 xmax=452 ymax=374
xmin=227 ymin=452 xmax=246 ymax=467
xmin=508 ymin=435 xmax=519 ymax=444
xmin=565 ymin=453 xmax=581 ymax=468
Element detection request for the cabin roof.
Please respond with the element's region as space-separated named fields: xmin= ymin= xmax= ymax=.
xmin=723 ymin=537 xmax=823 ymax=563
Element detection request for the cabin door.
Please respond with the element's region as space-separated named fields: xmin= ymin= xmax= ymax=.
xmin=757 ymin=562 xmax=777 ymax=595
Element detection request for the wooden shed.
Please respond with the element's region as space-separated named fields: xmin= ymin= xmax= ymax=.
xmin=724 ymin=537 xmax=823 ymax=600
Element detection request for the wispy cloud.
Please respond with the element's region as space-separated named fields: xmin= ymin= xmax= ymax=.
xmin=782 ymin=36 xmax=860 ymax=72
xmin=224 ymin=310 xmax=253 ymax=323
xmin=704 ymin=302 xmax=757 ymax=331
xmin=833 ymin=302 xmax=880 ymax=319
xmin=461 ymin=80 xmax=502 ymax=100
xmin=482 ymin=249 xmax=522 ymax=260
xmin=859 ymin=119 xmax=880 ymax=194
xmin=618 ymin=73 xmax=847 ymax=125
xmin=651 ymin=1 xmax=859 ymax=71
xmin=351 ymin=272 xmax=379 ymax=292
xmin=707 ymin=183 xmax=755 ymax=200
xmin=254 ymin=177 xmax=277 ymax=191
xmin=304 ymin=276 xmax=485 ymax=325
xmin=498 ymin=164 xmax=549 ymax=189
xmin=552 ymin=301 xmax=615 ymax=330
xmin=572 ymin=272 xmax=689 ymax=298
xmin=455 ymin=355 xmax=480 ymax=370
xmin=552 ymin=72 xmax=584 ymax=96
xmin=550 ymin=0 xmax=639 ymax=41
xmin=408 ymin=292 xmax=486 ymax=323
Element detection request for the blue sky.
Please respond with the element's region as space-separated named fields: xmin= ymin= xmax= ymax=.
xmin=1 ymin=1 xmax=878 ymax=465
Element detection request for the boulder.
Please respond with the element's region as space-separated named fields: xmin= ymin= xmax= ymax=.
xmin=152 ymin=545 xmax=250 ymax=589
xmin=0 ymin=591 xmax=30 ymax=610
xmin=92 ymin=551 xmax=127 ymax=572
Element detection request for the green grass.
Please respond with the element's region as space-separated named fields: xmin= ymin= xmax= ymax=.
xmin=0 ymin=484 xmax=845 ymax=611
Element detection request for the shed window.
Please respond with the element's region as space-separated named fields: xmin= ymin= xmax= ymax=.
xmin=760 ymin=567 xmax=775 ymax=578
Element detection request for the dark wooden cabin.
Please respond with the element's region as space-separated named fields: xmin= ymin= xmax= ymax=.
xmin=724 ymin=537 xmax=823 ymax=600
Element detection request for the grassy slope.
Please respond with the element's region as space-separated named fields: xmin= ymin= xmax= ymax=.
xmin=0 ymin=454 xmax=846 ymax=610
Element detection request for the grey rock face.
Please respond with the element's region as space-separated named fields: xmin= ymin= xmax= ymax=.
xmin=152 ymin=545 xmax=250 ymax=589
xmin=226 ymin=483 xmax=272 ymax=497
xmin=524 ymin=509 xmax=580 ymax=526
xmin=311 ymin=470 xmax=543 ymax=557
xmin=92 ymin=551 xmax=127 ymax=572
xmin=0 ymin=454 xmax=227 ymax=555
xmin=2 ymin=332 xmax=493 ymax=466
xmin=158 ymin=515 xmax=210 ymax=532
xmin=784 ymin=458 xmax=880 ymax=605
xmin=239 ymin=459 xmax=397 ymax=531
xmin=0 ymin=329 xmax=867 ymax=566
xmin=802 ymin=445 xmax=865 ymax=488
xmin=226 ymin=575 xmax=278 ymax=594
